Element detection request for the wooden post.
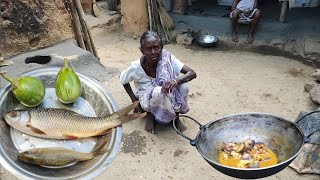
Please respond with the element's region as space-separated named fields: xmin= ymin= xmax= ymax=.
xmin=279 ymin=1 xmax=288 ymax=23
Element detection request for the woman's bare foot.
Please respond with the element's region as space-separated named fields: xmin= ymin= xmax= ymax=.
xmin=145 ymin=113 xmax=155 ymax=134
xmin=175 ymin=118 xmax=187 ymax=132
xmin=232 ymin=31 xmax=238 ymax=42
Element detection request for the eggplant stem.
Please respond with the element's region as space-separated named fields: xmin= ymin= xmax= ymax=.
xmin=64 ymin=58 xmax=69 ymax=68
xmin=0 ymin=72 xmax=13 ymax=84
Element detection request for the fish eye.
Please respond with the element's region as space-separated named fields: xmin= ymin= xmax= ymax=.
xmin=9 ymin=111 xmax=19 ymax=117
xmin=23 ymin=151 xmax=32 ymax=156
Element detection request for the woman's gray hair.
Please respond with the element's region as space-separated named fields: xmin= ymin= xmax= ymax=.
xmin=140 ymin=31 xmax=163 ymax=48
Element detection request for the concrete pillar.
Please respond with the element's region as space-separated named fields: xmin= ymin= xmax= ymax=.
xmin=121 ymin=0 xmax=149 ymax=36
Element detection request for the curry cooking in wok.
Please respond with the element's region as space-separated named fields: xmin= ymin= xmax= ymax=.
xmin=219 ymin=139 xmax=278 ymax=168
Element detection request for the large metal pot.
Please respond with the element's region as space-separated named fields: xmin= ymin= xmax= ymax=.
xmin=173 ymin=113 xmax=306 ymax=179
xmin=0 ymin=67 xmax=121 ymax=180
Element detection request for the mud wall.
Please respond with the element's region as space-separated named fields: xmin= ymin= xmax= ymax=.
xmin=121 ymin=0 xmax=148 ymax=37
xmin=0 ymin=0 xmax=74 ymax=58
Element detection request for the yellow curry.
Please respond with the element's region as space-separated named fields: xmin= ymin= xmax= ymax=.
xmin=219 ymin=139 xmax=278 ymax=168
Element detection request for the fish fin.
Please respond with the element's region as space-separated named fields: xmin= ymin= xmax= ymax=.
xmin=63 ymin=135 xmax=79 ymax=140
xmin=92 ymin=133 xmax=111 ymax=156
xmin=119 ymin=112 xmax=147 ymax=124
xmin=115 ymin=101 xmax=140 ymax=117
xmin=27 ymin=125 xmax=46 ymax=135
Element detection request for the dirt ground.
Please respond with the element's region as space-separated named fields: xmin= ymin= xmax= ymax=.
xmin=1 ymin=24 xmax=319 ymax=180
xmin=89 ymin=25 xmax=319 ymax=180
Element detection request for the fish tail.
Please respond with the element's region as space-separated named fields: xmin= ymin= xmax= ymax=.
xmin=115 ymin=101 xmax=147 ymax=124
xmin=92 ymin=133 xmax=111 ymax=156
xmin=118 ymin=112 xmax=147 ymax=124
xmin=116 ymin=101 xmax=140 ymax=117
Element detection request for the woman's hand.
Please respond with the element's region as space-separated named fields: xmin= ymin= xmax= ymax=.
xmin=160 ymin=65 xmax=197 ymax=94
xmin=161 ymin=79 xmax=178 ymax=93
xmin=134 ymin=103 xmax=144 ymax=113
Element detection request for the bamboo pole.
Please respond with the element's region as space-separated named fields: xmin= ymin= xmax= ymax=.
xmin=147 ymin=0 xmax=153 ymax=31
xmin=150 ymin=0 xmax=156 ymax=31
xmin=67 ymin=0 xmax=85 ymax=49
xmin=73 ymin=0 xmax=93 ymax=53
xmin=87 ymin=24 xmax=99 ymax=60
xmin=73 ymin=0 xmax=99 ymax=59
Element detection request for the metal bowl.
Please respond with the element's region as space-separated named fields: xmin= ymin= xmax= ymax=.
xmin=0 ymin=67 xmax=121 ymax=180
xmin=196 ymin=34 xmax=218 ymax=47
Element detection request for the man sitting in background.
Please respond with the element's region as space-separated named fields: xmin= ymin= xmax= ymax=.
xmin=230 ymin=0 xmax=261 ymax=44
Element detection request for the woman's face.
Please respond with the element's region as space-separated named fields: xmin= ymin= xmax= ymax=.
xmin=141 ymin=36 xmax=162 ymax=62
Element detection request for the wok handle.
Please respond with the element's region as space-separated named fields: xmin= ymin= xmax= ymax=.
xmin=173 ymin=115 xmax=203 ymax=146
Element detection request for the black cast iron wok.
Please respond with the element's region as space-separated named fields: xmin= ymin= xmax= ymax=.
xmin=173 ymin=112 xmax=315 ymax=179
